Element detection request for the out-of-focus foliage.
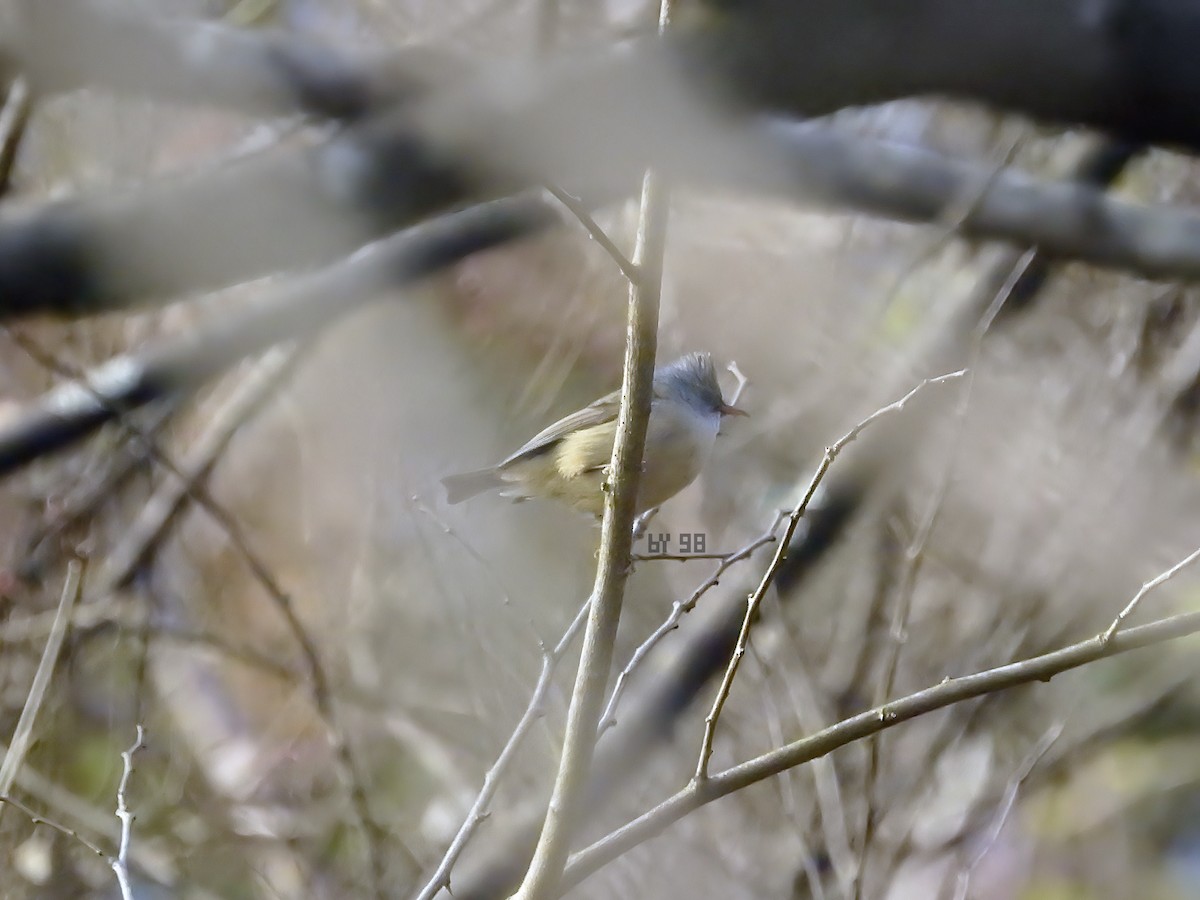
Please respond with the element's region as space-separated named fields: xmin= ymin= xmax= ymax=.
xmin=1 ymin=2 xmax=1200 ymax=899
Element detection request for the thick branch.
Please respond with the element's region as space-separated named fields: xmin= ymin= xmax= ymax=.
xmin=9 ymin=0 xmax=444 ymax=118
xmin=695 ymin=0 xmax=1200 ymax=151
xmin=16 ymin=1 xmax=1200 ymax=152
xmin=513 ymin=168 xmax=669 ymax=899
xmin=0 ymin=196 xmax=553 ymax=475
xmin=0 ymin=106 xmax=1177 ymax=321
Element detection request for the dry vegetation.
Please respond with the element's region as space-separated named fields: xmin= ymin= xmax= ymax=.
xmin=1 ymin=1 xmax=1200 ymax=899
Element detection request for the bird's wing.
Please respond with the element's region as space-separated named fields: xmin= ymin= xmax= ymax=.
xmin=499 ymin=384 xmax=664 ymax=468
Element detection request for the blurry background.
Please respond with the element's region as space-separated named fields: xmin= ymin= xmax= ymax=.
xmin=3 ymin=1 xmax=1200 ymax=898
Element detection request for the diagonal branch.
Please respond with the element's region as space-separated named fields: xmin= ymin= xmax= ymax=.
xmin=562 ymin=608 xmax=1200 ymax=891
xmin=696 ymin=370 xmax=966 ymax=780
xmin=0 ymin=195 xmax=554 ymax=476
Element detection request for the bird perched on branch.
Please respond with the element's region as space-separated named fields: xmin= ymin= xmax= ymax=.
xmin=442 ymin=352 xmax=746 ymax=517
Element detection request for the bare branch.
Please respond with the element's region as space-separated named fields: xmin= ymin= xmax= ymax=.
xmin=414 ymin=598 xmax=591 ymax=900
xmin=547 ymin=185 xmax=640 ymax=284
xmin=0 ymin=793 xmax=108 ymax=860
xmin=696 ymin=370 xmax=966 ymax=780
xmin=513 ymin=165 xmax=670 ymax=900
xmin=111 ymin=724 xmax=144 ymax=900
xmin=601 ymin=512 xmax=786 ymax=736
xmin=1103 ymin=543 xmax=1200 ymax=641
xmin=0 ymin=76 xmax=32 ymax=193
xmin=950 ymin=722 xmax=1064 ymax=900
xmin=0 ymin=195 xmax=553 ymax=476
xmin=0 ymin=561 xmax=83 ymax=817
xmin=564 ymin=608 xmax=1200 ymax=890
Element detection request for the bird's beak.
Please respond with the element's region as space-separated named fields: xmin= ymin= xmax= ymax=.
xmin=720 ymin=403 xmax=748 ymax=417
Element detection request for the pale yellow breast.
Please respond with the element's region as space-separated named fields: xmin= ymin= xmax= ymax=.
xmin=497 ymin=398 xmax=719 ymax=517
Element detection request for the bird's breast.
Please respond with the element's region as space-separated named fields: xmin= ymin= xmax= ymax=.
xmin=639 ymin=402 xmax=720 ymax=509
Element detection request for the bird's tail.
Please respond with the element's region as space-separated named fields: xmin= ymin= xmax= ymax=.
xmin=441 ymin=467 xmax=504 ymax=504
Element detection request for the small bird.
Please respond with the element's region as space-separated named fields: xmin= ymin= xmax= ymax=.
xmin=442 ymin=352 xmax=746 ymax=517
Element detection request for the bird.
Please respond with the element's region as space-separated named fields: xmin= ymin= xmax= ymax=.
xmin=441 ymin=352 xmax=746 ymax=517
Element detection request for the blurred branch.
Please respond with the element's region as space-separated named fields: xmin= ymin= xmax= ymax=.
xmin=0 ymin=561 xmax=83 ymax=824
xmin=563 ymin=608 xmax=1200 ymax=890
xmin=14 ymin=1 xmax=1200 ymax=150
xmin=18 ymin=0 xmax=1200 ymax=152
xmin=0 ymin=76 xmax=31 ymax=193
xmin=695 ymin=0 xmax=1200 ymax=151
xmin=196 ymin=479 xmax=413 ymax=894
xmin=414 ymin=599 xmax=591 ymax=900
xmin=83 ymin=346 xmax=301 ymax=597
xmin=0 ymin=82 xmax=1169 ymax=320
xmin=10 ymin=0 xmax=444 ymax=118
xmin=0 ymin=195 xmax=553 ymax=476
xmin=0 ymin=134 xmax=1158 ymax=474
xmin=17 ymin=400 xmax=179 ymax=583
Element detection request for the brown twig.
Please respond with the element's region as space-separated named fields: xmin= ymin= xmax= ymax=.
xmin=0 ymin=561 xmax=83 ymax=827
xmin=0 ymin=76 xmax=32 ymax=194
xmin=197 ymin=494 xmax=412 ymax=893
xmin=0 ymin=793 xmax=108 ymax=859
xmin=548 ymin=186 xmax=641 ymax=285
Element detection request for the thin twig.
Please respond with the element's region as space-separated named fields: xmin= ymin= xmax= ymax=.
xmin=1103 ymin=543 xmax=1200 ymax=641
xmin=0 ymin=793 xmax=109 ymax=859
xmin=0 ymin=739 xmax=178 ymax=885
xmin=855 ymin=247 xmax=1036 ymax=895
xmin=563 ymin=608 xmax=1200 ymax=890
xmin=413 ymin=598 xmax=591 ymax=900
xmin=695 ymin=370 xmax=966 ymax=780
xmin=726 ymin=361 xmax=749 ymax=406
xmin=111 ymin=725 xmax=145 ymax=900
xmin=599 ymin=511 xmax=786 ymax=736
xmin=17 ymin=334 xmax=406 ymax=893
xmin=548 ymin=186 xmax=641 ymax=285
xmin=19 ymin=402 xmax=180 ymax=581
xmin=0 ymin=561 xmax=83 ymax=825
xmin=70 ymin=345 xmax=303 ymax=597
xmin=412 ymin=497 xmax=548 ymax=647
xmin=875 ymin=133 xmax=1023 ymax=325
xmin=950 ymin=722 xmax=1063 ymax=900
xmin=200 ymin=496 xmax=412 ymax=893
